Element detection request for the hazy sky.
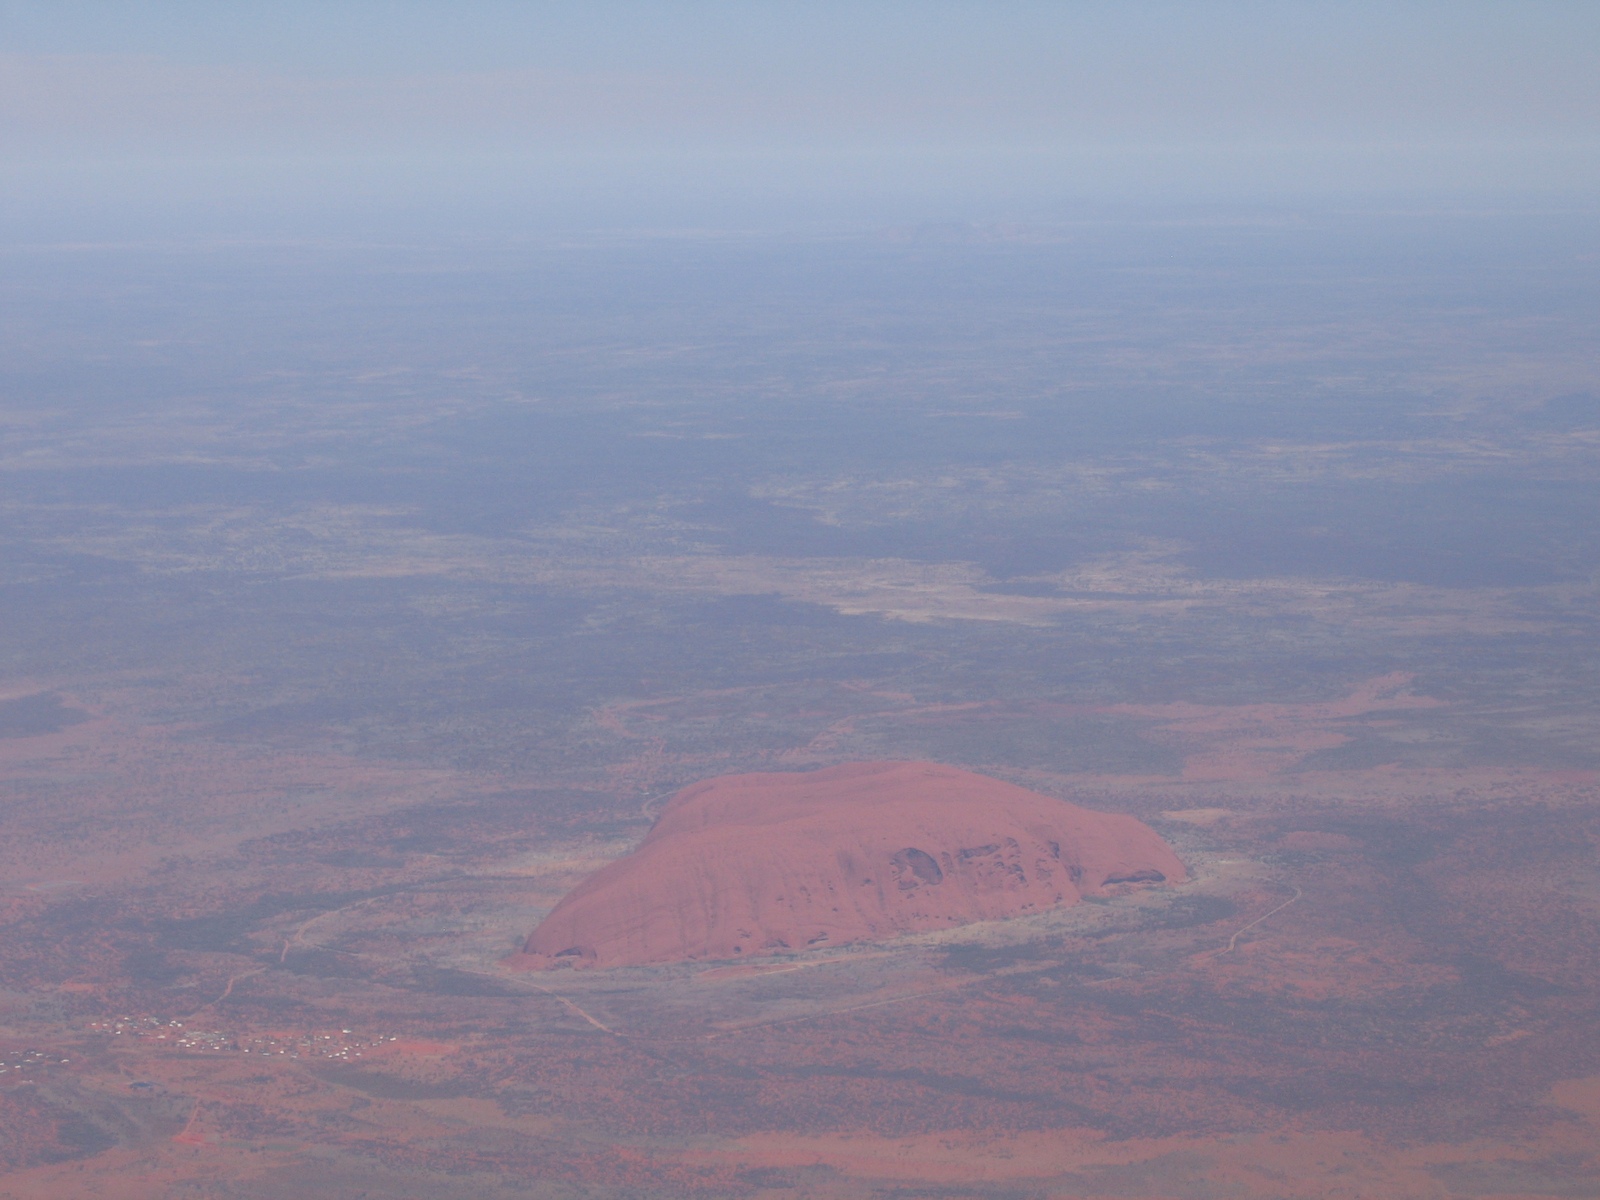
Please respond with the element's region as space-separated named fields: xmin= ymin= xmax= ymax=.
xmin=2 ymin=2 xmax=1598 ymax=227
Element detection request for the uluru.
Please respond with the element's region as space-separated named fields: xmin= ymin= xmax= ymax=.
xmin=515 ymin=761 xmax=1185 ymax=969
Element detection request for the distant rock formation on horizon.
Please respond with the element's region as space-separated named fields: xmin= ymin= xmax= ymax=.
xmin=513 ymin=760 xmax=1185 ymax=969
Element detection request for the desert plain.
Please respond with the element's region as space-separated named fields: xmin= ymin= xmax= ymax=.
xmin=1 ymin=214 xmax=1598 ymax=1198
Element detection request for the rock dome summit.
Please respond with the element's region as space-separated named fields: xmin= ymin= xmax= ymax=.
xmin=515 ymin=761 xmax=1185 ymax=969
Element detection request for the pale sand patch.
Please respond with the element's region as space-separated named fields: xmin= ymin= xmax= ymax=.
xmin=1160 ymin=808 xmax=1235 ymax=826
xmin=1550 ymin=1076 xmax=1600 ymax=1125
xmin=50 ymin=503 xmax=1577 ymax=634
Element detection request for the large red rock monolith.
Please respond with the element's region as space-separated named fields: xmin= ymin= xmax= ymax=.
xmin=515 ymin=760 xmax=1184 ymax=969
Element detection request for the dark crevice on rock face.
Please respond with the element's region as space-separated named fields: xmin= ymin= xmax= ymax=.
xmin=892 ymin=847 xmax=945 ymax=888
xmin=1104 ymin=869 xmax=1167 ymax=885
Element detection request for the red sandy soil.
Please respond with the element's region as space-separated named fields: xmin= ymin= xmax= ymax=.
xmin=1097 ymin=670 xmax=1445 ymax=782
xmin=0 ymin=701 xmax=465 ymax=887
xmin=7 ymin=674 xmax=1595 ymax=1196
xmin=366 ymin=1038 xmax=459 ymax=1058
xmin=516 ymin=761 xmax=1184 ymax=969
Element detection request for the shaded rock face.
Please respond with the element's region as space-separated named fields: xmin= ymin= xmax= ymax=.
xmin=518 ymin=761 xmax=1186 ymax=969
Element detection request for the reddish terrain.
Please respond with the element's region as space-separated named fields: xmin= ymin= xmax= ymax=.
xmin=517 ymin=760 xmax=1185 ymax=968
xmin=3 ymin=676 xmax=1598 ymax=1199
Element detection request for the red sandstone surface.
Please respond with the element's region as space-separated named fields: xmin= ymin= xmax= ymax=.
xmin=519 ymin=760 xmax=1186 ymax=968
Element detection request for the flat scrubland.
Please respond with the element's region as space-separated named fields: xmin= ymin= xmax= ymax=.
xmin=2 ymin=669 xmax=1596 ymax=1199
xmin=2 ymin=215 xmax=1599 ymax=1196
